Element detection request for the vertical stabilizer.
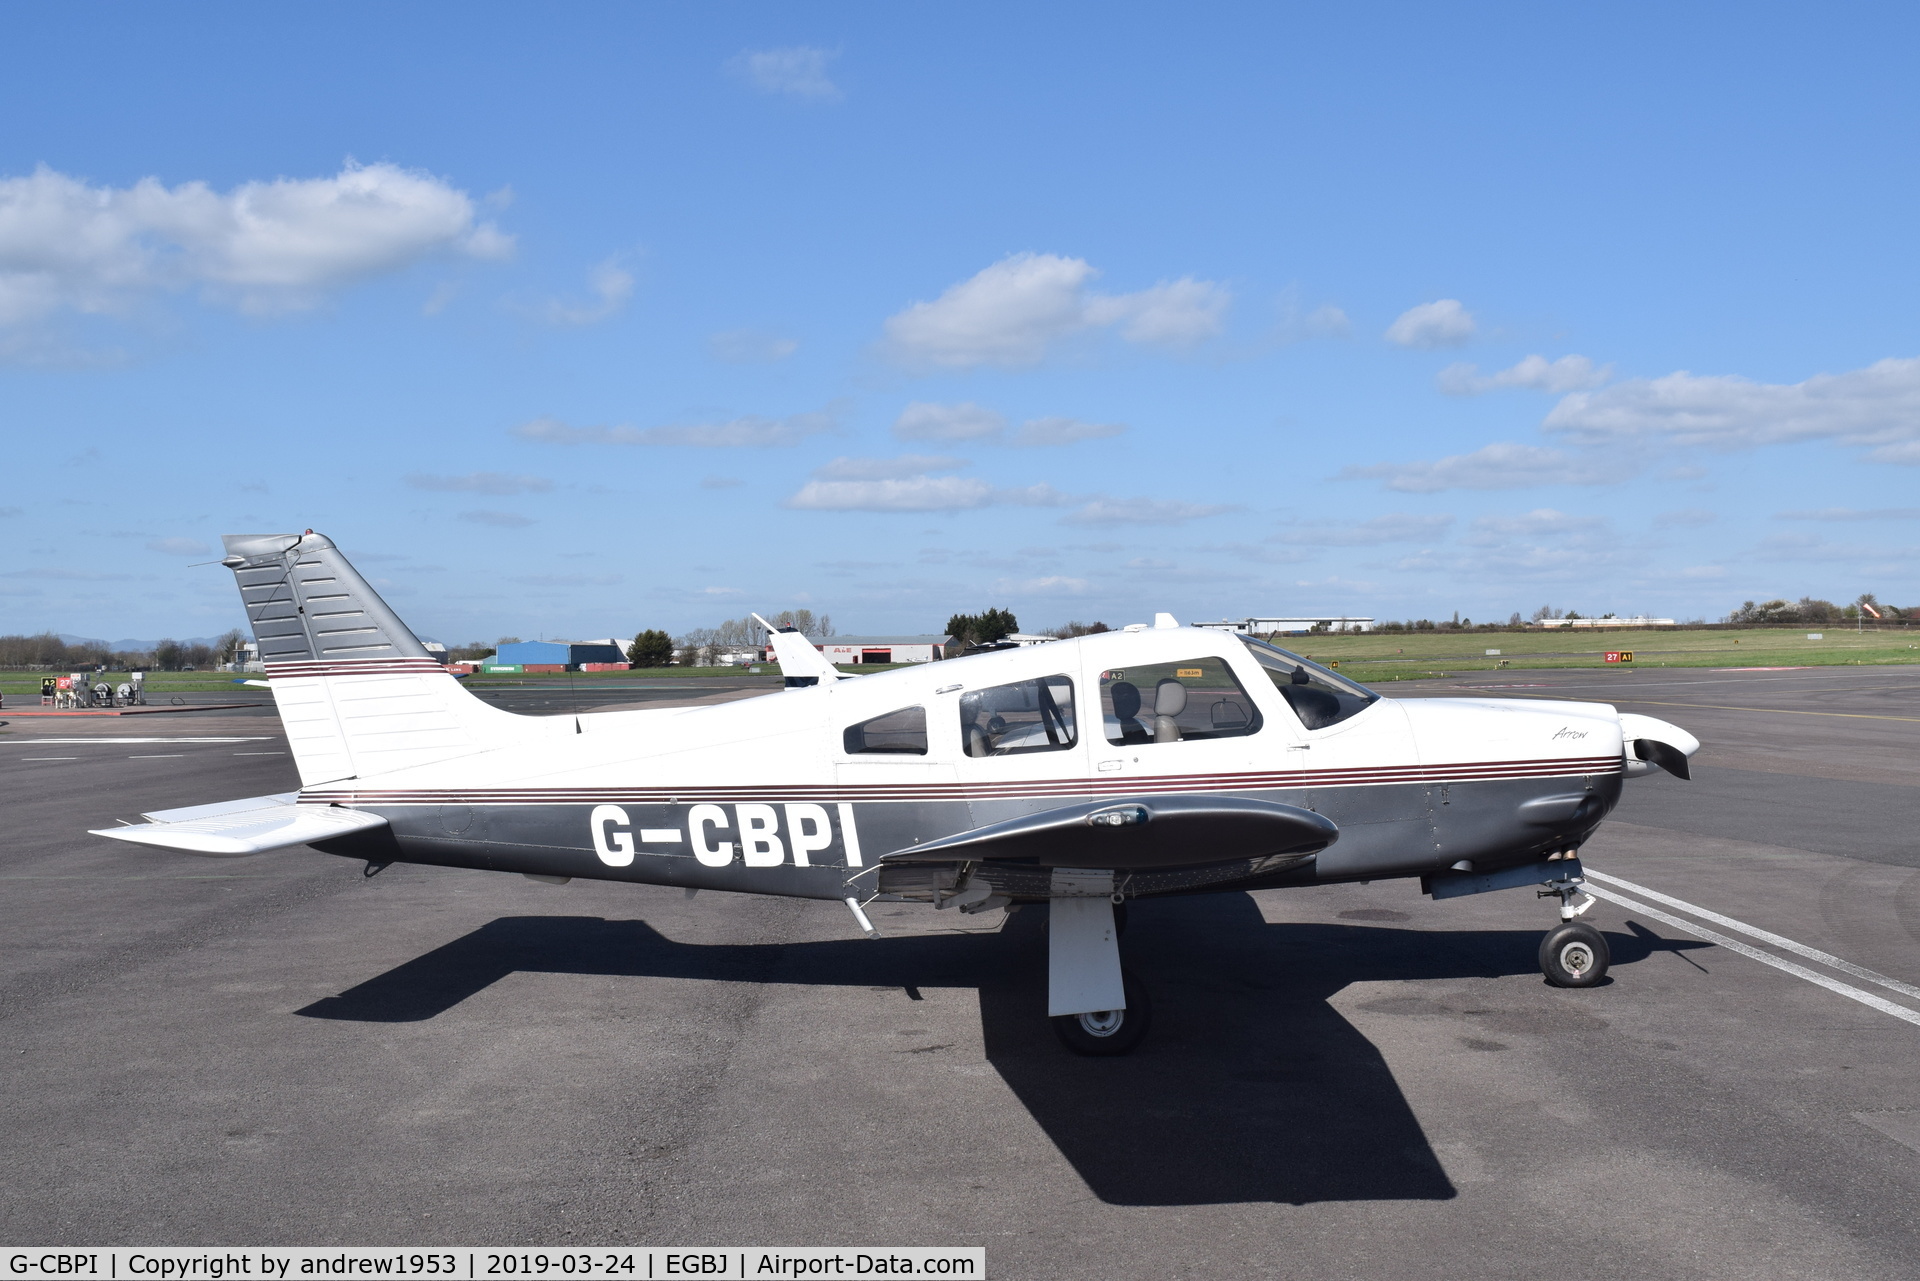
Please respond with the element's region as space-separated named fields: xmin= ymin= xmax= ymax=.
xmin=222 ymin=532 xmax=529 ymax=786
xmin=752 ymin=613 xmax=842 ymax=685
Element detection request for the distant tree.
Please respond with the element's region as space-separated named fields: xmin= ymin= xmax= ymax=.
xmin=497 ymin=636 xmax=523 ymax=646
xmin=1508 ymin=612 xmax=1523 ymax=626
xmin=627 ymin=629 xmax=676 ymax=667
xmin=1046 ymin=620 xmax=1111 ymax=638
xmin=154 ymin=639 xmax=182 ymax=670
xmin=947 ymin=608 xmax=1019 ymax=647
xmin=771 ymin=608 xmax=827 ymax=637
xmin=1727 ymin=599 xmax=1798 ymax=623
xmin=216 ymin=629 xmax=247 ymax=667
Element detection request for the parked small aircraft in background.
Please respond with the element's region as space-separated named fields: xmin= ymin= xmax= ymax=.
xmin=95 ymin=532 xmax=1699 ymax=1054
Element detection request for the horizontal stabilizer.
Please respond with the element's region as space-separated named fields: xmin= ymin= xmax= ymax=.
xmin=92 ymin=794 xmax=387 ymax=857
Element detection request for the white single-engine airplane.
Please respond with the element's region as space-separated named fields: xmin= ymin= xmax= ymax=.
xmin=95 ymin=532 xmax=1700 ymax=1054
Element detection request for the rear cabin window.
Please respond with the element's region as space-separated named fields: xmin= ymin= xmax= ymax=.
xmin=1100 ymin=656 xmax=1261 ymax=745
xmin=1238 ymin=637 xmax=1378 ymax=730
xmin=843 ymin=706 xmax=928 ymax=755
xmin=960 ymin=675 xmax=1077 ymax=757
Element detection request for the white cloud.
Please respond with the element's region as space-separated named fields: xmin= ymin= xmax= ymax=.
xmin=1653 ymin=507 xmax=1717 ymax=527
xmin=512 ymin=572 xmax=622 ymax=586
xmin=708 ymin=328 xmax=799 ymax=363
xmin=145 ymin=536 xmax=209 ymax=555
xmin=1754 ymin=531 xmax=1920 ymax=564
xmin=541 ymin=258 xmax=632 ymax=327
xmin=1464 ymin=509 xmax=1606 ymax=543
xmin=1427 ymin=509 xmax=1628 ymax=579
xmin=1438 ymin=354 xmax=1612 ymax=395
xmin=787 ymin=473 xmax=1072 ymax=513
xmin=892 ymin=401 xmax=1125 ymax=447
xmin=811 ymin=455 xmax=968 ymax=480
xmin=514 ymin=410 xmax=834 ymax=447
xmin=1339 ymin=442 xmax=1637 ymax=492
xmin=893 ymin=401 xmax=1008 ymax=442
xmin=882 ymin=253 xmax=1230 ymax=368
xmin=1272 ymin=514 xmax=1454 ymax=546
xmin=405 ymin=471 xmax=551 ymax=495
xmin=459 ymin=510 xmax=535 ymax=528
xmin=1543 ymin=355 xmax=1920 ymax=460
xmin=1272 ymin=299 xmax=1352 ymax=343
xmin=1063 ymin=497 xmax=1234 ymax=526
xmin=1083 ymin=276 xmax=1230 ymax=345
xmin=1776 ymin=507 xmax=1920 ymax=521
xmin=730 ymin=46 xmax=842 ymax=100
xmin=702 ymin=585 xmax=745 ymax=596
xmin=0 ymin=161 xmax=510 ymax=323
xmin=1384 ymin=299 xmax=1475 ymax=349
xmin=991 ymin=575 xmax=1092 ymax=596
xmin=1010 ymin=416 xmax=1126 ymax=447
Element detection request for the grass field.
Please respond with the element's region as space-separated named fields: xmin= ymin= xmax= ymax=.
xmin=0 ymin=670 xmax=268 ymax=696
xmin=1274 ymin=626 xmax=1920 ymax=683
xmin=9 ymin=628 xmax=1916 ymax=698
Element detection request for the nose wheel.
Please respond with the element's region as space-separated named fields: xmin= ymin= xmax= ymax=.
xmin=1540 ymin=921 xmax=1610 ymax=987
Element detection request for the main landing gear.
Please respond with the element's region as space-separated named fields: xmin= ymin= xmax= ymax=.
xmin=1538 ymin=868 xmax=1609 ymax=987
xmin=1048 ymin=883 xmax=1153 ymax=1056
xmin=1052 ymin=969 xmax=1152 ymax=1055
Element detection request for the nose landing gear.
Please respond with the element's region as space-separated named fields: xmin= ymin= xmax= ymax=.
xmin=1537 ymin=865 xmax=1609 ymax=986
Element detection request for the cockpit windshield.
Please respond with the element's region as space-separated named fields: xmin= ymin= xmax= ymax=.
xmin=1236 ymin=636 xmax=1378 ymax=730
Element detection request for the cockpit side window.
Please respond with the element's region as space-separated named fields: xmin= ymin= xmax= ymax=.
xmin=842 ymin=706 xmax=928 ymax=755
xmin=1099 ymin=656 xmax=1261 ymax=746
xmin=1237 ymin=636 xmax=1379 ymax=730
xmin=959 ymin=675 xmax=1077 ymax=757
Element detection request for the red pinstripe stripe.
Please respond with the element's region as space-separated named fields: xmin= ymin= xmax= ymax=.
xmin=298 ymin=755 xmax=1621 ymax=805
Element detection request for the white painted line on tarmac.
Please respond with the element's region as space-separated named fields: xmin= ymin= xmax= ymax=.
xmin=1585 ymin=869 xmax=1920 ymax=1003
xmin=10 ymin=736 xmax=273 ymax=744
xmin=128 ymin=754 xmax=185 ymax=759
xmin=19 ymin=757 xmax=77 ymax=761
xmin=1582 ymin=884 xmax=1920 ymax=1029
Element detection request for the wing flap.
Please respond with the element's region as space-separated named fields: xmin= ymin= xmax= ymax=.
xmin=93 ymin=796 xmax=387 ymax=857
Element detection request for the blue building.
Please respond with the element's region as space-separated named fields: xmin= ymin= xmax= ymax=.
xmin=494 ymin=640 xmax=626 ymax=669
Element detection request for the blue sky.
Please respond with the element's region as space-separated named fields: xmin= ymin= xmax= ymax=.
xmin=6 ymin=3 xmax=1920 ymax=644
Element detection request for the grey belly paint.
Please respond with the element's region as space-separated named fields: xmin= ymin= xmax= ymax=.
xmin=310 ymin=769 xmax=1621 ymax=901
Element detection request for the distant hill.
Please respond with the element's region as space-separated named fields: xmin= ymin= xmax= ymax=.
xmin=56 ymin=633 xmax=234 ymax=652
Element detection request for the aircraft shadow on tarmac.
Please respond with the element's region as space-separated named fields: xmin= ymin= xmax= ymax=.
xmin=296 ymin=892 xmax=1704 ymax=1207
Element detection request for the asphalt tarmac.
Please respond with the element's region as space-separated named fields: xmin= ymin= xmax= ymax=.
xmin=3 ymin=667 xmax=1919 ymax=1278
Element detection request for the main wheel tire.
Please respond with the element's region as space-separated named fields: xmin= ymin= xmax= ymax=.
xmin=1052 ymin=970 xmax=1153 ymax=1056
xmin=1540 ymin=921 xmax=1610 ymax=987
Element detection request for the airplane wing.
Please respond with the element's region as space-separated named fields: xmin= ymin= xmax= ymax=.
xmin=90 ymin=793 xmax=388 ymax=857
xmin=752 ymin=613 xmax=842 ymax=684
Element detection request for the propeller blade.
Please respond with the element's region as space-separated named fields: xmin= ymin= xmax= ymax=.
xmin=1634 ymin=737 xmax=1691 ymax=780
